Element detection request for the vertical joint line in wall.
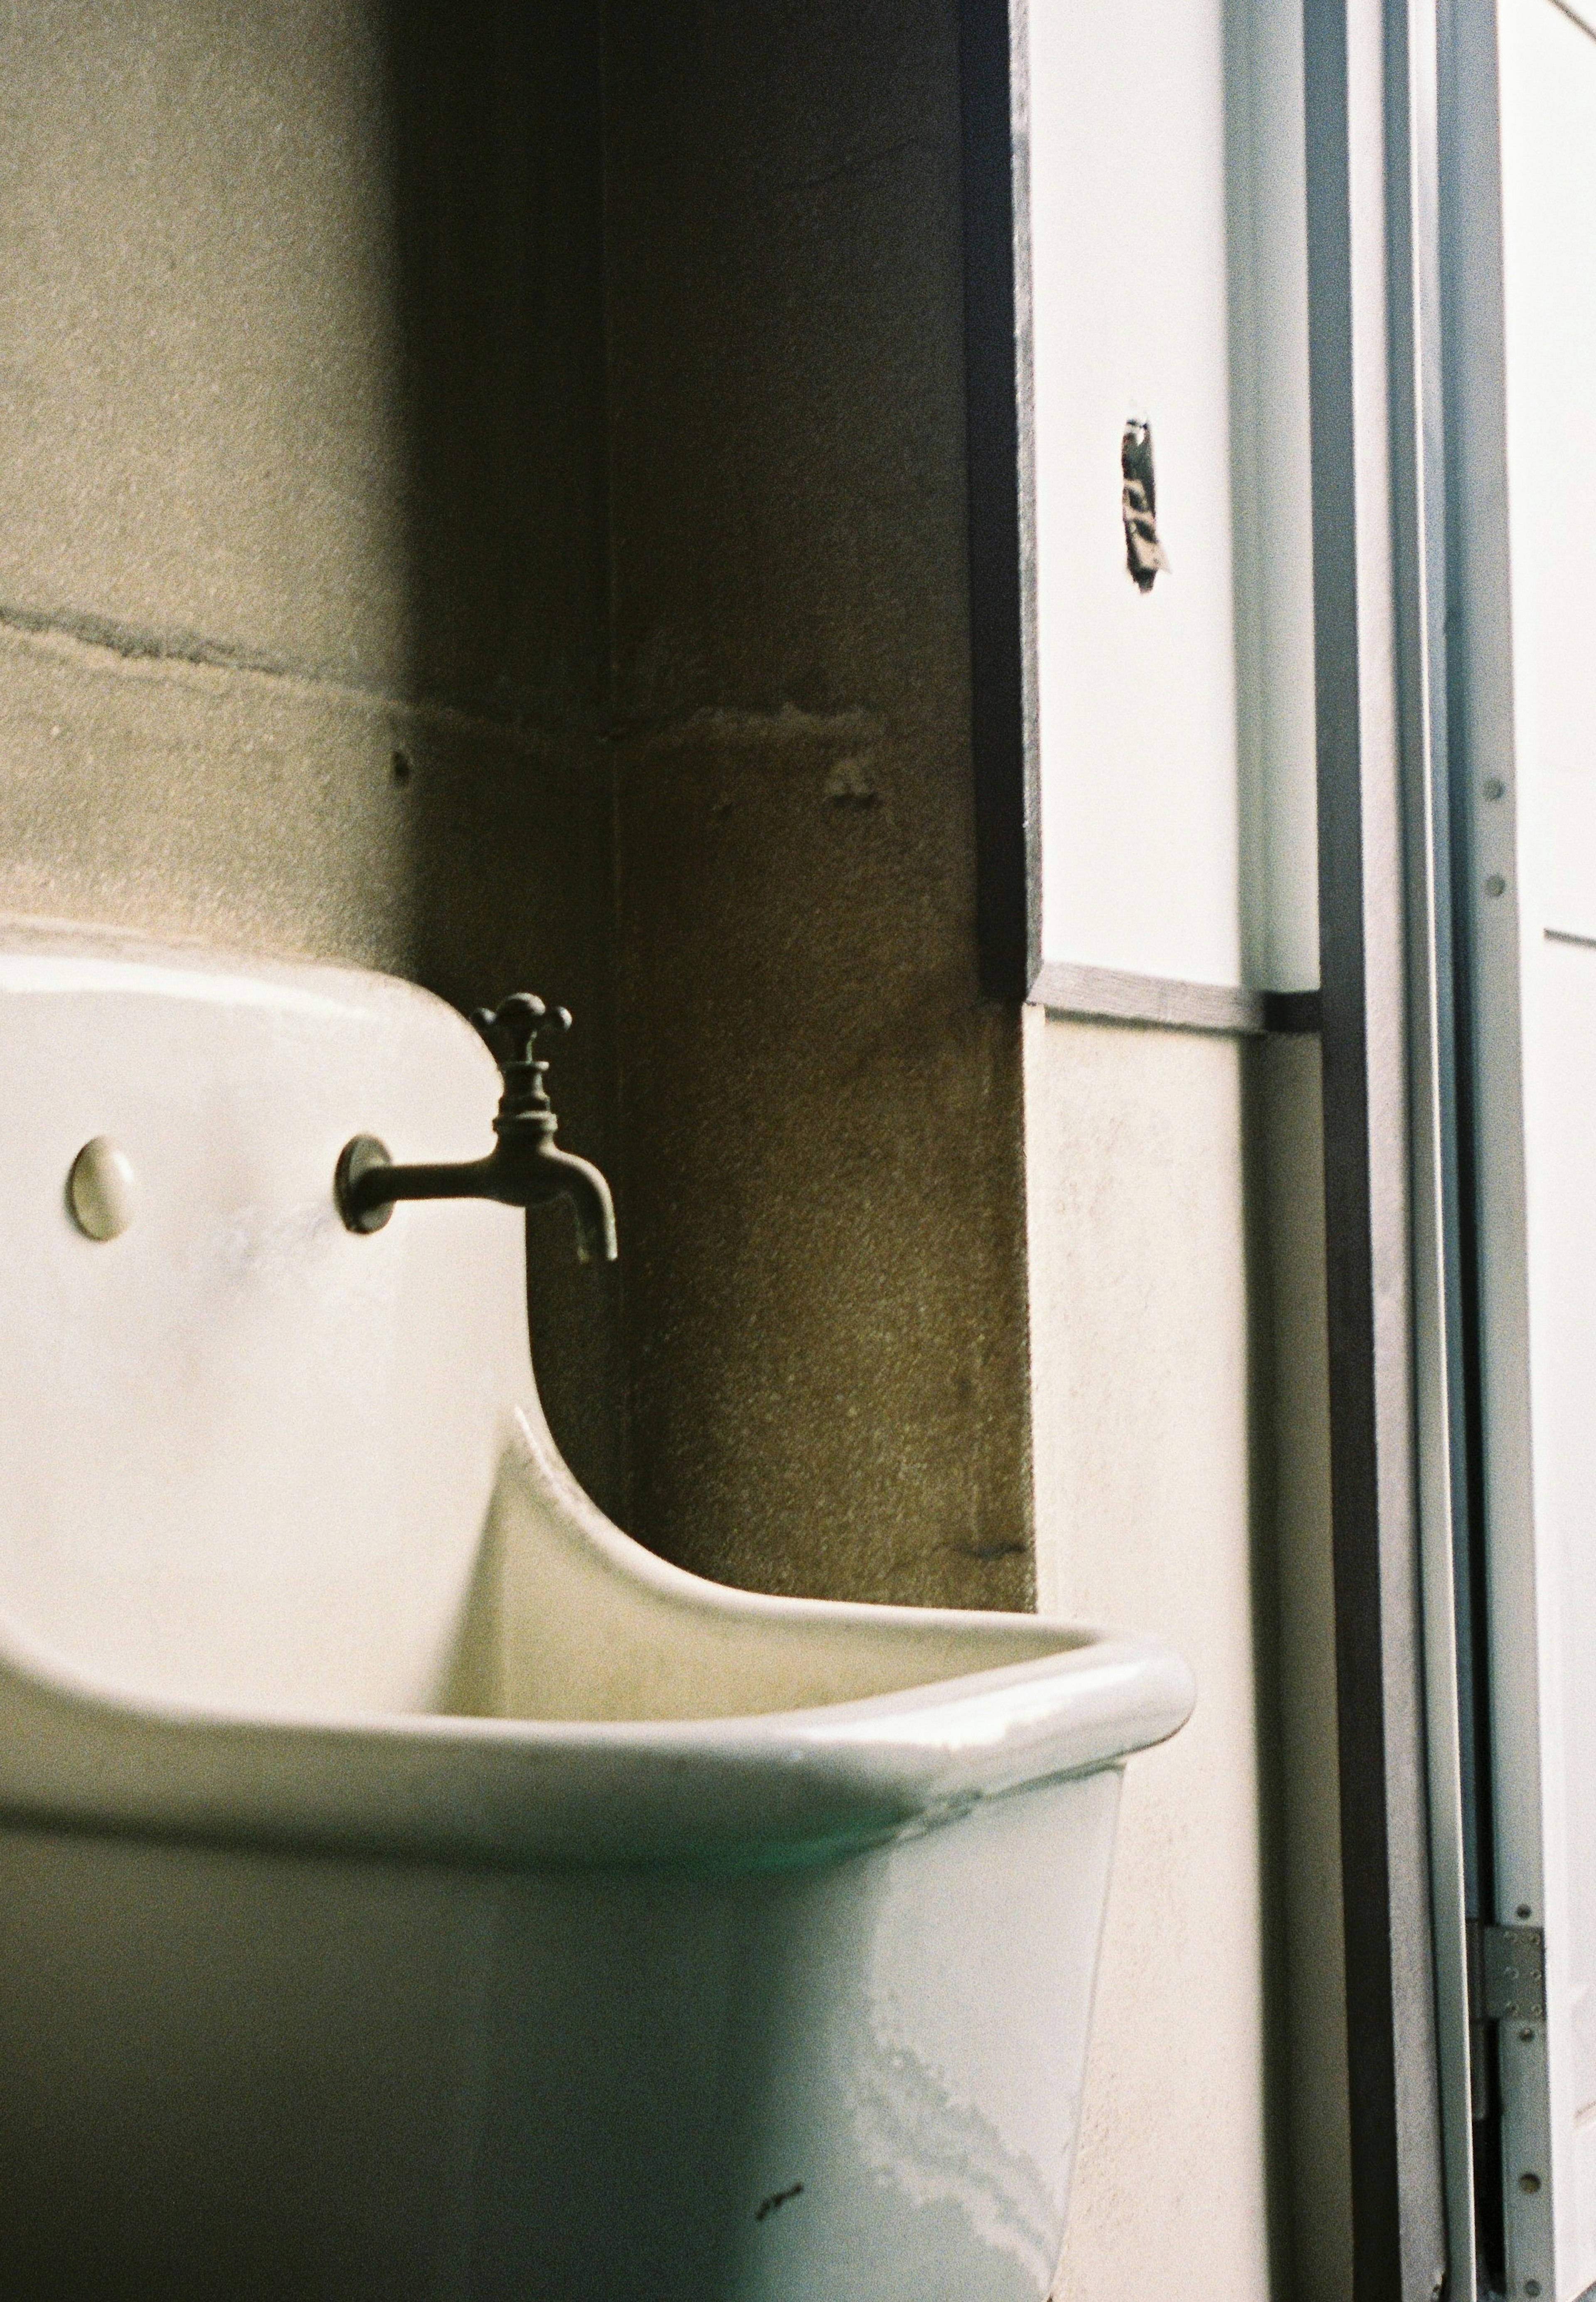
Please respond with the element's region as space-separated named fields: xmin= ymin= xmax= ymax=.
xmin=1007 ymin=0 xmax=1042 ymax=994
xmin=594 ymin=0 xmax=633 ymax=1522
xmin=595 ymin=0 xmax=620 ymax=731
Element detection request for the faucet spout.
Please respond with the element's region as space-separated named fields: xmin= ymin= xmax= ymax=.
xmin=334 ymin=994 xmax=618 ymax=1264
xmin=534 ymin=1144 xmax=618 ymax=1264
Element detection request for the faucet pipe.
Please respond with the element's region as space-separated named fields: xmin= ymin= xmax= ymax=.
xmin=335 ymin=994 xmax=618 ymax=1263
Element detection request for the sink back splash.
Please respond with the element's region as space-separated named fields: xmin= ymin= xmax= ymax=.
xmin=0 ymin=923 xmax=527 ymax=1714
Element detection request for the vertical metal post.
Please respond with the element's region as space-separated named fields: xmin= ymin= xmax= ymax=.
xmin=1389 ymin=0 xmax=1482 ymax=2281
xmin=1303 ymin=0 xmax=1452 ymax=2289
xmin=957 ymin=0 xmax=1041 ymax=1002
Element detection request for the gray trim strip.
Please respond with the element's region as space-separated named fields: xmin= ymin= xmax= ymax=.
xmin=958 ymin=0 xmax=1042 ymax=999
xmin=1303 ymin=0 xmax=1450 ymax=2287
xmin=1027 ymin=959 xmax=1322 ymax=1037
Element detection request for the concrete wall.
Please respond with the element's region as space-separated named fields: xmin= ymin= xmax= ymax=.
xmin=0 ymin=0 xmax=625 ymax=1509
xmin=599 ymin=0 xmax=1035 ymax=1606
xmin=0 ymin=0 xmax=1033 ymax=1596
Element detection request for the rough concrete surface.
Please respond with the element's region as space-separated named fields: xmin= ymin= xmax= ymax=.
xmin=615 ymin=719 xmax=1033 ymax=1604
xmin=602 ymin=0 xmax=1035 ymax=1601
xmin=0 ymin=0 xmax=624 ymax=1507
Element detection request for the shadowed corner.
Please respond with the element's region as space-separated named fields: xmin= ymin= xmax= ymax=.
xmin=381 ymin=0 xmax=628 ymax=1523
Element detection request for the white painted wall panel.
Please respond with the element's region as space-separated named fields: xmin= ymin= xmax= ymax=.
xmin=1029 ymin=0 xmax=1239 ymax=982
xmin=1227 ymin=0 xmax=1320 ymax=992
xmin=1027 ymin=0 xmax=1317 ymax=989
xmin=1023 ymin=1011 xmax=1278 ymax=2302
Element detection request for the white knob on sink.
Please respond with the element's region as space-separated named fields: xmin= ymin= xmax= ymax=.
xmin=68 ymin=1136 xmax=138 ymax=1241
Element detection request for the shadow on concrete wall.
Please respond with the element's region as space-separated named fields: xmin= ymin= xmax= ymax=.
xmin=380 ymin=0 xmax=1034 ymax=1602
xmin=383 ymin=0 xmax=626 ymax=1518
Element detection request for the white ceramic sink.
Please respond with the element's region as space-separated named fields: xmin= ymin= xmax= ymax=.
xmin=0 ymin=922 xmax=1193 ymax=2302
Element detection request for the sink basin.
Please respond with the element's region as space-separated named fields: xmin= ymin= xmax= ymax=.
xmin=0 ymin=921 xmax=1193 ymax=2302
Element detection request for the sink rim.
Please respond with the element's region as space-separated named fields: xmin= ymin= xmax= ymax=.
xmin=0 ymin=1602 xmax=1194 ymax=1873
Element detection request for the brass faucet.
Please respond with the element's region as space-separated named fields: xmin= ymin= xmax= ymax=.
xmin=334 ymin=994 xmax=618 ymax=1262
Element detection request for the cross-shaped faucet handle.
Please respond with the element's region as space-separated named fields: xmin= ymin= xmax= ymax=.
xmin=470 ymin=994 xmax=571 ymax=1079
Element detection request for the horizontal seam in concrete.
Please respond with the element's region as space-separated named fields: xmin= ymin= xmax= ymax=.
xmin=0 ymin=598 xmax=349 ymax=687
xmin=1027 ymin=959 xmax=1322 ymax=1037
xmin=0 ymin=601 xmax=893 ymax=762
xmin=608 ymin=702 xmax=888 ymax=750
xmin=0 ymin=599 xmax=590 ymax=757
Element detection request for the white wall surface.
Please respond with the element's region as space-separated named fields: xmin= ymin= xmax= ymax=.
xmin=1027 ymin=0 xmax=1317 ymax=990
xmin=1025 ymin=1013 xmax=1348 ymax=2300
xmin=1227 ymin=0 xmax=1320 ymax=992
xmin=1027 ymin=1012 xmax=1269 ymax=2300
